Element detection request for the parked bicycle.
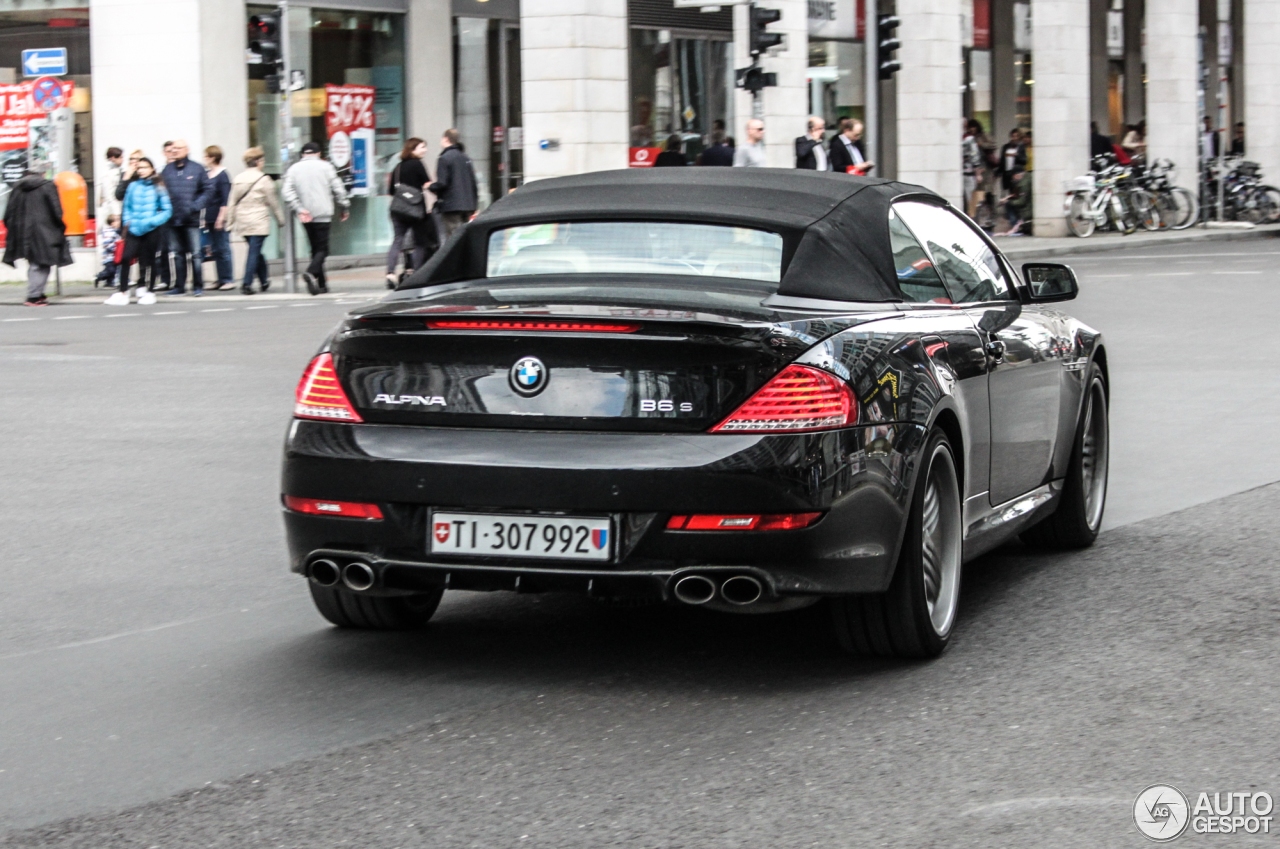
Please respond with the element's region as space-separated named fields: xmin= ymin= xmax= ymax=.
xmin=1201 ymin=157 xmax=1280 ymax=224
xmin=1064 ymin=155 xmax=1155 ymax=237
xmin=1142 ymin=158 xmax=1198 ymax=230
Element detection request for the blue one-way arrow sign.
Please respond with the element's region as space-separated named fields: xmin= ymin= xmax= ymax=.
xmin=22 ymin=48 xmax=67 ymax=77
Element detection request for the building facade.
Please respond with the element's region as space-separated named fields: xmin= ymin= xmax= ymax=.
xmin=0 ymin=0 xmax=1270 ymax=255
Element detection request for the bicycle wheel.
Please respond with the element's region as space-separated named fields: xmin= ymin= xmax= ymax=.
xmin=1128 ymin=189 xmax=1159 ymax=231
xmin=1258 ymin=186 xmax=1280 ymax=224
xmin=1169 ymin=188 xmax=1199 ymax=230
xmin=1066 ymin=193 xmax=1095 ymax=238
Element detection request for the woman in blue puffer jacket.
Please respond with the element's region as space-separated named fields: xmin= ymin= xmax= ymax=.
xmin=106 ymin=157 xmax=172 ymax=305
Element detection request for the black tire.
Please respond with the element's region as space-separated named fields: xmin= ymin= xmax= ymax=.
xmin=308 ymin=582 xmax=445 ymax=630
xmin=1021 ymin=364 xmax=1109 ymax=549
xmin=831 ymin=429 xmax=963 ymax=659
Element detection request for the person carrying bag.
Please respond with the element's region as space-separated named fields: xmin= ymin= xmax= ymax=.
xmin=385 ymin=137 xmax=438 ymax=285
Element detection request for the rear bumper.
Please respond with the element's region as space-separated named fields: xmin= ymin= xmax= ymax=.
xmin=281 ymin=420 xmax=926 ymax=596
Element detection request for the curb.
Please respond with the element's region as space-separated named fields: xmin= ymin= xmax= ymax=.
xmin=999 ymin=225 xmax=1280 ymax=260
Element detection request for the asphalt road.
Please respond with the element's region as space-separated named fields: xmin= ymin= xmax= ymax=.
xmin=1 ymin=240 xmax=1279 ymax=846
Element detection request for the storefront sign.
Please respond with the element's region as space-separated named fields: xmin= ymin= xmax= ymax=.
xmin=808 ymin=0 xmax=857 ymax=40
xmin=973 ymin=0 xmax=991 ymax=49
xmin=1107 ymin=10 xmax=1124 ymax=58
xmin=1013 ymin=2 xmax=1032 ymax=52
xmin=0 ymin=79 xmax=74 ymax=182
xmin=324 ymin=83 xmax=375 ymax=196
xmin=629 ymin=147 xmax=662 ymax=168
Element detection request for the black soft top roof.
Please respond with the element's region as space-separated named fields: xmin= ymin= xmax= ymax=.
xmin=402 ymin=168 xmax=941 ymax=302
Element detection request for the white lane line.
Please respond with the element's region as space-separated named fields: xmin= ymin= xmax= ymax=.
xmin=152 ymin=310 xmax=188 ymax=315
xmin=201 ymin=308 xmax=233 ymax=313
xmin=1211 ymin=270 xmax=1263 ymax=275
xmin=2 ymin=317 xmax=41 ymax=322
xmin=1150 ymin=272 xmax=1195 ymax=276
xmin=52 ymin=315 xmax=91 ymax=320
xmin=104 ymin=313 xmax=140 ymax=317
xmin=289 ymin=303 xmax=319 ymax=307
xmin=245 ymin=305 xmax=280 ymax=310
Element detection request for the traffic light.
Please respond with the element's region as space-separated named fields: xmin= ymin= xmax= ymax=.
xmin=250 ymin=13 xmax=283 ymax=93
xmin=877 ymin=15 xmax=902 ymax=80
xmin=736 ymin=65 xmax=778 ymax=94
xmin=749 ymin=4 xmax=783 ymax=57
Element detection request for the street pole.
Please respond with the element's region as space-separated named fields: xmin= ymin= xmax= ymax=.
xmin=278 ymin=0 xmax=296 ymax=294
xmin=863 ymin=0 xmax=878 ymax=170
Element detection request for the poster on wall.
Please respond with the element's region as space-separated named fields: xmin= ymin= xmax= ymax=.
xmin=324 ymin=83 xmax=376 ymax=197
xmin=0 ymin=79 xmax=74 ymax=184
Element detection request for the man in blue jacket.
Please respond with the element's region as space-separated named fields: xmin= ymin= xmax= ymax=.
xmin=161 ymin=139 xmax=213 ymax=295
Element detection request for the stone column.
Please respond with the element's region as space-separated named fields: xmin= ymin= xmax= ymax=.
xmin=1244 ymin=0 xmax=1280 ymax=179
xmin=408 ymin=0 xmax=454 ymax=178
xmin=895 ymin=0 xmax=963 ymax=202
xmin=990 ymin=0 xmax=1018 ymax=137
xmin=1122 ymin=0 xmax=1145 ymax=126
xmin=732 ymin=0 xmax=807 ymax=168
xmin=1031 ymin=0 xmax=1090 ymax=237
xmin=520 ymin=0 xmax=629 ymax=181
xmin=1145 ymin=0 xmax=1199 ymax=187
xmin=91 ymin=0 xmax=209 ymax=162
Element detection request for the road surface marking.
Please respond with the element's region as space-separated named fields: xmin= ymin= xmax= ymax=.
xmin=201 ymin=308 xmax=233 ymax=313
xmin=52 ymin=315 xmax=91 ymax=320
xmin=152 ymin=311 xmax=187 ymax=315
xmin=245 ymin=305 xmax=280 ymax=310
xmin=2 ymin=317 xmax=41 ymax=321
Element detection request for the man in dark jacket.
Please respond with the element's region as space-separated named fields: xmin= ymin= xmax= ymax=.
xmin=3 ymin=171 xmax=73 ymax=305
xmin=828 ymin=118 xmax=872 ymax=175
xmin=429 ymin=129 xmax=478 ymax=239
xmin=997 ymin=129 xmax=1027 ymax=192
xmin=794 ymin=116 xmax=830 ymax=170
xmin=160 ymin=139 xmax=212 ymax=295
xmin=1090 ymin=122 xmax=1114 ymax=160
xmin=696 ymin=131 xmax=734 ymax=166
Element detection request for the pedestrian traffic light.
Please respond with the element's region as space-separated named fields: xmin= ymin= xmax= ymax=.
xmin=877 ymin=15 xmax=902 ymax=80
xmin=249 ymin=13 xmax=283 ymax=92
xmin=735 ymin=65 xmax=778 ymax=94
xmin=749 ymin=4 xmax=784 ymax=58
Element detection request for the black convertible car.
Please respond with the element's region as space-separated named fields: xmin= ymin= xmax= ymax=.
xmin=282 ymin=169 xmax=1108 ymax=658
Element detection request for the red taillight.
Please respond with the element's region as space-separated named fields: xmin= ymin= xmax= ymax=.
xmin=711 ymin=364 xmax=855 ymax=433
xmin=283 ymin=496 xmax=384 ymax=520
xmin=295 ymin=353 xmax=362 ymax=422
xmin=666 ymin=512 xmax=823 ymax=531
xmin=425 ymin=319 xmax=641 ymax=333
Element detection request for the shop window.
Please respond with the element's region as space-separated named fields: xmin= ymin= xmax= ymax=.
xmin=630 ymin=28 xmax=729 ymax=164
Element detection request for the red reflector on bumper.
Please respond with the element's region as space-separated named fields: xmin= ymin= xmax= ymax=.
xmin=284 ymin=496 xmax=384 ymax=520
xmin=666 ymin=512 xmax=822 ymax=531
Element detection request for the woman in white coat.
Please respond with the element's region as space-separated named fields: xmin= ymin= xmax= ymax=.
xmin=225 ymin=147 xmax=283 ymax=295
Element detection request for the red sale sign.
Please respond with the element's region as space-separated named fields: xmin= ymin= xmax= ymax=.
xmin=0 ymin=80 xmax=73 ymax=152
xmin=324 ymin=84 xmax=375 ymax=137
xmin=324 ymin=84 xmax=375 ymax=195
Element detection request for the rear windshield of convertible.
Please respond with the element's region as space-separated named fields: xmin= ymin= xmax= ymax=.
xmin=486 ymin=221 xmax=785 ymax=283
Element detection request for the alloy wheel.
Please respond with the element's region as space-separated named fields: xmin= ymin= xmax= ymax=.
xmin=1079 ymin=380 xmax=1109 ymax=532
xmin=920 ymin=443 xmax=962 ymax=636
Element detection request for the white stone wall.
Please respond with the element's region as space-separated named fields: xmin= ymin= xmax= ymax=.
xmin=407 ymin=0 xmax=454 ymax=179
xmin=895 ymin=0 xmax=963 ymax=202
xmin=91 ymin=0 xmax=207 ymax=164
xmin=199 ymin=0 xmax=249 ymax=172
xmin=1031 ymin=0 xmax=1090 ymax=237
xmin=1244 ymin=0 xmax=1280 ymax=183
xmin=1145 ymin=0 xmax=1199 ymax=188
xmin=520 ymin=0 xmax=629 ymax=181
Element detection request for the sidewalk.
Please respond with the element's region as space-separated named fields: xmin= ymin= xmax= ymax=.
xmin=996 ymin=222 xmax=1280 ymax=260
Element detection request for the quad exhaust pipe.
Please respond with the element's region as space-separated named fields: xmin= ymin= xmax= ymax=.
xmin=342 ymin=562 xmax=376 ymax=592
xmin=310 ymin=559 xmax=340 ymax=587
xmin=672 ymin=573 xmax=765 ymax=606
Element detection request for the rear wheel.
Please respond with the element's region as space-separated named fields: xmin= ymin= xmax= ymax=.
xmin=1066 ymin=193 xmax=1096 ymax=238
xmin=1168 ymin=188 xmax=1199 ymax=229
xmin=309 ymin=582 xmax=445 ymax=630
xmin=831 ymin=429 xmax=962 ymax=659
xmin=1021 ymin=364 xmax=1109 ymax=549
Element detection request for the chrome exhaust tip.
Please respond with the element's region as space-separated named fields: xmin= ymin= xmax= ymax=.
xmin=672 ymin=574 xmax=717 ymax=605
xmin=721 ymin=575 xmax=764 ymax=606
xmin=341 ymin=562 xmax=376 ymax=592
xmin=309 ymin=559 xmax=340 ymax=588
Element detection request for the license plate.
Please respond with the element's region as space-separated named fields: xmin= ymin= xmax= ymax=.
xmin=429 ymin=512 xmax=613 ymax=561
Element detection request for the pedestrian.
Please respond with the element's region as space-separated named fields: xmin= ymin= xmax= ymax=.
xmin=113 ymin=149 xmax=146 ymax=289
xmin=962 ymin=122 xmax=984 ymax=217
xmin=149 ymin=141 xmax=177 ymax=290
xmin=653 ymin=134 xmax=686 ymax=167
xmin=282 ymin=140 xmax=349 ymax=295
xmin=226 ymin=146 xmax=282 ymax=295
xmin=997 ymin=128 xmax=1026 ymax=194
xmin=1121 ymin=120 xmax=1146 ymax=158
xmin=1229 ymin=122 xmax=1245 ymax=157
xmin=105 ymin=157 xmax=171 ymax=305
xmin=794 ymin=117 xmax=830 ymax=170
xmin=96 ymin=213 xmax=122 ymax=288
xmin=201 ymin=145 xmax=234 ymax=290
xmin=429 ymin=128 xmax=479 ymax=240
xmin=385 ymin=137 xmax=438 ymax=285
xmin=733 ymin=119 xmax=767 ymax=167
xmin=1090 ymin=121 xmax=1113 ymax=159
xmin=159 ymin=139 xmax=212 ymax=296
xmin=97 ymin=147 xmax=123 ymax=223
xmin=3 ymin=170 xmax=74 ymax=306
xmin=829 ymin=118 xmax=873 ymax=175
xmin=695 ymin=130 xmax=734 ymax=166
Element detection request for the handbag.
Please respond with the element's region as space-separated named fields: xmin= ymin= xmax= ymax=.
xmin=389 ymin=163 xmax=426 ymax=221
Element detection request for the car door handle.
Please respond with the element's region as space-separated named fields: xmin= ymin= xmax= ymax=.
xmin=985 ymin=339 xmax=1006 ymax=360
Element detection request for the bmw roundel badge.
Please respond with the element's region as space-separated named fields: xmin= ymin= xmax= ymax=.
xmin=510 ymin=356 xmax=547 ymax=397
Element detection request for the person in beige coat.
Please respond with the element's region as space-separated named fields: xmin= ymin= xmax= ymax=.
xmin=226 ymin=147 xmax=283 ymax=294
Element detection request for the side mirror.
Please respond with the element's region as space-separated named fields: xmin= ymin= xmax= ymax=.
xmin=1021 ymin=262 xmax=1079 ymax=302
